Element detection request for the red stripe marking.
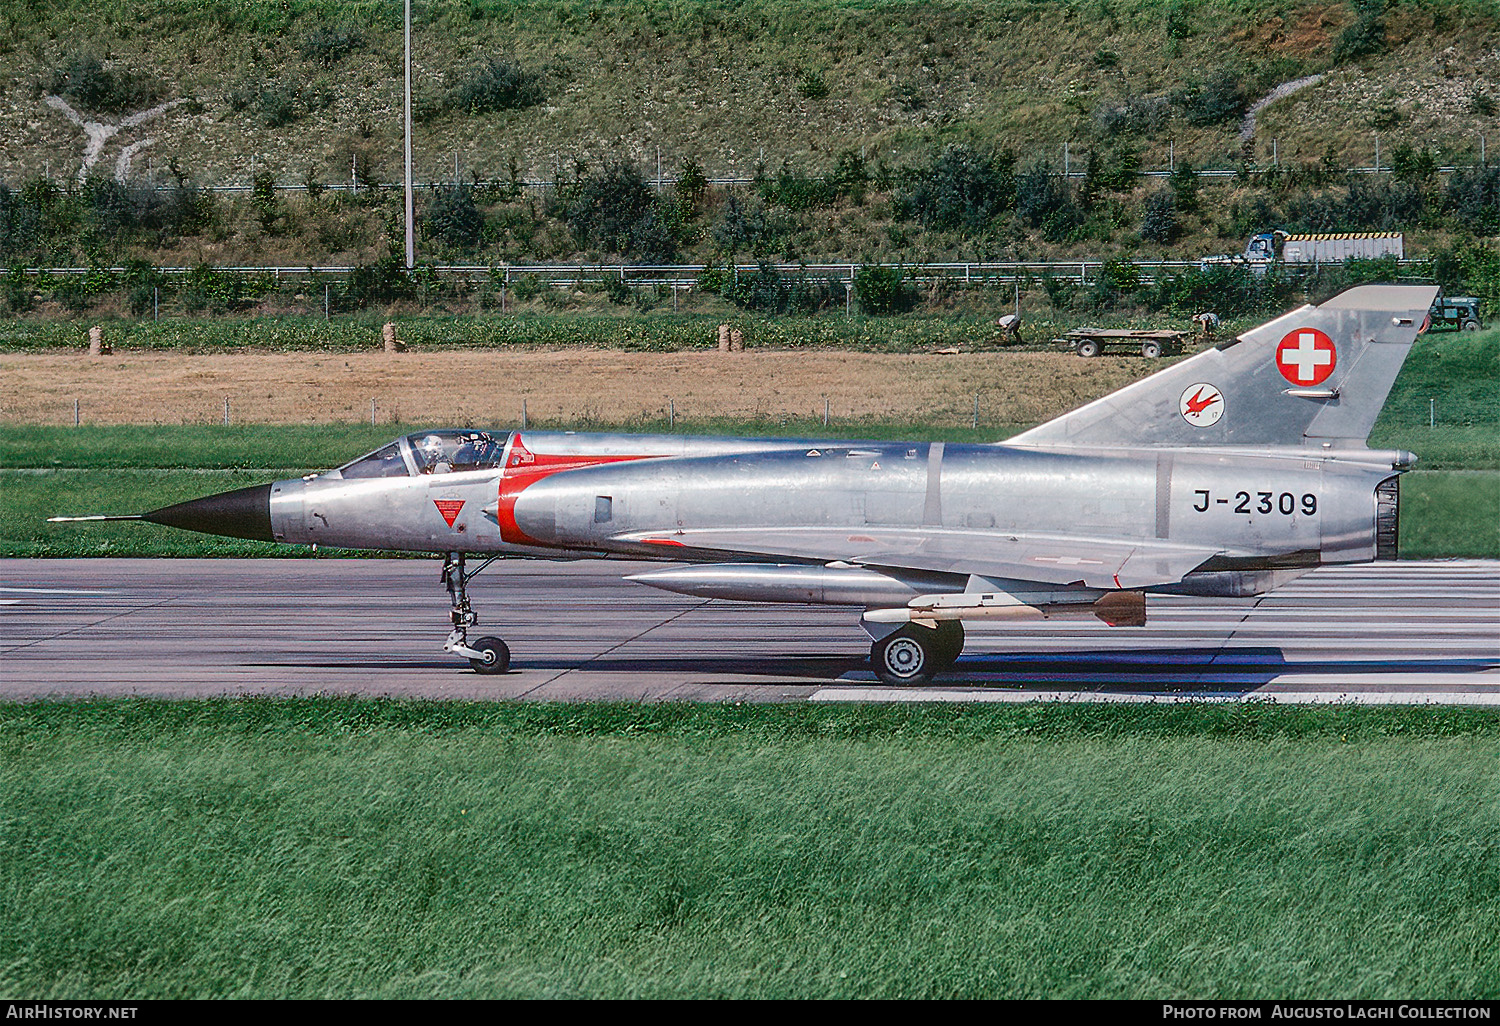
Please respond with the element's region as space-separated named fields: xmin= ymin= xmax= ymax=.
xmin=494 ymin=433 xmax=662 ymax=546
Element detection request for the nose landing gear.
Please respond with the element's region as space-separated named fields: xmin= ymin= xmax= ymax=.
xmin=440 ymin=552 xmax=510 ymax=674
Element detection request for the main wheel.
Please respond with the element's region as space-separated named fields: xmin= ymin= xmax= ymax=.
xmin=931 ymin=620 xmax=965 ymax=669
xmin=468 ymin=635 xmax=511 ymax=675
xmin=1141 ymin=340 xmax=1162 ymax=358
xmin=1076 ymin=339 xmax=1101 ymax=358
xmin=871 ymin=626 xmax=938 ymax=686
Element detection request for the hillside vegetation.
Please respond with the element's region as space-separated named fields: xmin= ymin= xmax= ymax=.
xmin=2 ymin=0 xmax=1500 ymax=318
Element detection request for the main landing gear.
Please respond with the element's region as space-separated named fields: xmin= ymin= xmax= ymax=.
xmin=869 ymin=620 xmax=964 ymax=687
xmin=441 ymin=552 xmax=510 ymax=674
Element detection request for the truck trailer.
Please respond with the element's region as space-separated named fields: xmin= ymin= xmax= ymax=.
xmin=1278 ymin=232 xmax=1404 ymax=264
xmin=1206 ymin=231 xmax=1404 ymax=268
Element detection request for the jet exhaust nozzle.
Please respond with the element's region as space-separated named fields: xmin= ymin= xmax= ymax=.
xmin=143 ymin=483 xmax=274 ymax=541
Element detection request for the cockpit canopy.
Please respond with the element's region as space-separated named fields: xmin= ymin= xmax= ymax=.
xmin=338 ymin=430 xmax=508 ymax=479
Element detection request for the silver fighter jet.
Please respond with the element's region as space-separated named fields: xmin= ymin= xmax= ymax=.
xmin=52 ymin=284 xmax=1439 ymax=684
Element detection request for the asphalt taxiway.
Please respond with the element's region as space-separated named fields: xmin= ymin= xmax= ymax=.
xmin=2 ymin=558 xmax=1497 ymax=703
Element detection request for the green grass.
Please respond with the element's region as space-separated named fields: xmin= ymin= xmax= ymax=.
xmin=1396 ymin=470 xmax=1500 ymax=559
xmin=0 ymin=311 xmax=1090 ymax=353
xmin=0 ymin=423 xmax=401 ymax=470
xmin=1 ymin=699 xmax=1497 ymax=999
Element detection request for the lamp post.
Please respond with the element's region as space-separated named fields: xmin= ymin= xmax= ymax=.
xmin=404 ymin=0 xmax=414 ymax=269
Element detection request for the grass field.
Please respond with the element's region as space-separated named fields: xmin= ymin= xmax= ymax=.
xmin=1 ymin=699 xmax=1496 ymax=999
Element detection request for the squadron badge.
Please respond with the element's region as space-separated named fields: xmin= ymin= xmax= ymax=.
xmin=1179 ymin=383 xmax=1224 ymax=427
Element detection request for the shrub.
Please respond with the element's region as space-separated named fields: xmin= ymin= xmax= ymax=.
xmin=1445 ymin=166 xmax=1500 ymax=237
xmin=1084 ymin=145 xmax=1141 ymax=196
xmin=510 ymin=273 xmax=545 ymax=301
xmin=43 ymin=54 xmax=162 ymax=112
xmin=1172 ymin=71 xmax=1246 ymax=127
xmin=1390 ymin=144 xmax=1438 ymax=187
xmin=450 ymin=57 xmax=545 ymax=114
xmin=797 ymin=69 xmax=829 ymax=99
xmin=760 ymin=161 xmax=834 ymax=211
xmin=1094 ymin=95 xmax=1170 ymax=139
xmin=1144 ymin=263 xmax=1297 ymax=318
xmin=723 ymin=262 xmax=840 ymax=314
xmin=601 ymin=274 xmax=631 ymax=305
xmin=1015 ymin=159 xmax=1075 ymax=228
xmin=828 ymin=150 xmax=869 ymax=204
xmin=226 ymin=81 xmax=331 ymax=128
xmin=300 ymin=24 xmax=363 ymax=67
xmin=1333 ymin=6 xmax=1387 ymax=65
xmin=696 ymin=258 xmax=732 ymax=294
xmin=1040 ymin=273 xmax=1074 ymax=310
xmin=711 ymin=193 xmax=775 ymax=257
xmin=1165 ymin=0 xmax=1193 ymax=39
xmin=675 ymin=158 xmax=709 ymax=212
xmin=628 ymin=199 xmax=684 ymax=263
xmin=426 ymin=185 xmax=484 ymax=252
xmin=342 ymin=257 xmax=414 ymax=309
xmin=1169 ymin=160 xmax=1200 ymax=213
xmin=896 ymin=145 xmax=1016 ymax=235
xmin=52 ymin=276 xmax=93 ymax=313
xmin=83 ymin=176 xmax=214 ymax=242
xmin=1140 ymin=190 xmax=1180 ymax=244
xmin=121 ymin=260 xmax=163 ymax=316
xmin=252 ymin=171 xmax=279 ymax=235
xmin=853 ymin=264 xmax=917 ymax=315
xmin=556 ymin=161 xmax=653 ymax=252
xmin=4 ymin=262 xmax=33 ymax=314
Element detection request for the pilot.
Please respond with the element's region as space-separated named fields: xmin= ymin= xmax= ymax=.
xmin=418 ymin=434 xmax=453 ymax=474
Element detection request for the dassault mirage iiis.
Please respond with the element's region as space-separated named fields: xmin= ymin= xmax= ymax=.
xmin=52 ymin=284 xmax=1437 ymax=685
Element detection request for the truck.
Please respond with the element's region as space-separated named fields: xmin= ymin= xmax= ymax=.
xmin=1204 ymin=231 xmax=1405 ymax=269
xmin=1427 ymin=295 xmax=1484 ymax=332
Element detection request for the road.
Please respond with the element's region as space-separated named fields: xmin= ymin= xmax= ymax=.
xmin=2 ymin=558 xmax=1497 ymax=704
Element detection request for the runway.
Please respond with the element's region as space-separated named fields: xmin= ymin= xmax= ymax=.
xmin=2 ymin=558 xmax=1497 ymax=704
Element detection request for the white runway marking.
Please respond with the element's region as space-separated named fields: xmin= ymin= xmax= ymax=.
xmin=813 ymin=689 xmax=1500 ymax=706
xmin=0 ymin=586 xmax=117 ymax=595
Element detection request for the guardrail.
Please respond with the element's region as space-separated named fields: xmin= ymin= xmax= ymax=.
xmin=5 ymin=259 xmax=1423 ymax=288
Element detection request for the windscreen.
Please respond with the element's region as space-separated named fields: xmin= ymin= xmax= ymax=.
xmin=339 ymin=441 xmax=409 ymax=479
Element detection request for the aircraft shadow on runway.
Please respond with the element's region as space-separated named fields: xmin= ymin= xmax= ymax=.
xmin=387 ymin=647 xmax=1500 ymax=693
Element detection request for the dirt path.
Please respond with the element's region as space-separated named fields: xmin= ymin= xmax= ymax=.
xmin=1239 ymin=74 xmax=1325 ymax=144
xmin=0 ymin=349 xmax=1153 ymax=428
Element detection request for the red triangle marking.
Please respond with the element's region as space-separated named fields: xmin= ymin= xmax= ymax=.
xmin=433 ymin=500 xmax=465 ymax=527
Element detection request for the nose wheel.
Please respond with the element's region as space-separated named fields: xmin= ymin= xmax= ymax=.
xmin=440 ymin=552 xmax=510 ymax=674
xmin=466 ymin=635 xmax=511 ymax=675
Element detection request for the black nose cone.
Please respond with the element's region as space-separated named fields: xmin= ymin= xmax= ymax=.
xmin=144 ymin=484 xmax=274 ymax=541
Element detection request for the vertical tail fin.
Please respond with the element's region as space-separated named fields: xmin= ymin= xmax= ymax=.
xmin=1006 ymin=284 xmax=1439 ymax=450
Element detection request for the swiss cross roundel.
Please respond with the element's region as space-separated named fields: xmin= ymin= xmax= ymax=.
xmin=1276 ymin=328 xmax=1337 ymax=386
